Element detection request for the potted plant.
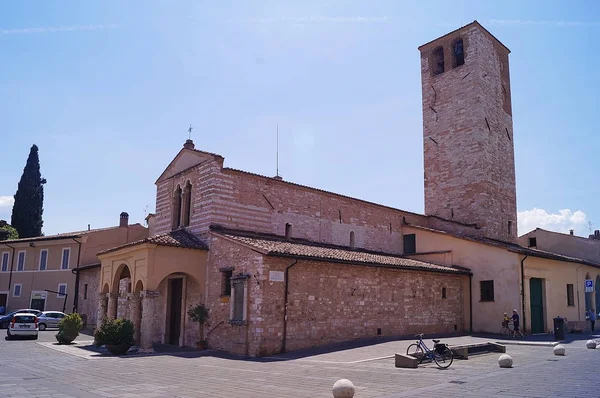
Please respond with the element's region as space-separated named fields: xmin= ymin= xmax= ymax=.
xmin=55 ymin=313 xmax=83 ymax=344
xmin=187 ymin=303 xmax=209 ymax=349
xmin=94 ymin=318 xmax=135 ymax=355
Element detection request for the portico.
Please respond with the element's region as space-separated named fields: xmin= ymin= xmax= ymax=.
xmin=96 ymin=230 xmax=208 ymax=348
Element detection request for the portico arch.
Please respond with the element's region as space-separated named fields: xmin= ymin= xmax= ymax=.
xmin=156 ymin=272 xmax=203 ymax=347
xmin=112 ymin=263 xmax=133 ymax=294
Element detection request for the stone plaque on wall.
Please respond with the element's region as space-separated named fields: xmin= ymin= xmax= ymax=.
xmin=269 ymin=271 xmax=285 ymax=282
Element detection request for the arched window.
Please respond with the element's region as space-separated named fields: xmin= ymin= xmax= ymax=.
xmin=172 ymin=185 xmax=182 ymax=230
xmin=432 ymin=46 xmax=444 ymax=76
xmin=182 ymin=181 xmax=192 ymax=227
xmin=453 ymin=39 xmax=464 ymax=67
xmin=285 ymin=223 xmax=292 ymax=239
xmin=350 ymin=231 xmax=355 ymax=249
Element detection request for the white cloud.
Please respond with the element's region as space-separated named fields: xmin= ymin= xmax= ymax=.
xmin=0 ymin=196 xmax=14 ymax=208
xmin=1 ymin=24 xmax=117 ymax=35
xmin=518 ymin=208 xmax=589 ymax=237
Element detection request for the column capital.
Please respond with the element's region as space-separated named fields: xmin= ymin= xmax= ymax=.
xmin=108 ymin=293 xmax=119 ymax=299
xmin=142 ymin=290 xmax=159 ymax=299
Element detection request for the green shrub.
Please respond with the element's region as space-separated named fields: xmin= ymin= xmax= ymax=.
xmin=187 ymin=303 xmax=209 ymax=344
xmin=55 ymin=313 xmax=83 ymax=344
xmin=94 ymin=318 xmax=135 ymax=346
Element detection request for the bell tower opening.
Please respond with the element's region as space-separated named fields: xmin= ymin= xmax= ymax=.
xmin=419 ymin=21 xmax=517 ymax=241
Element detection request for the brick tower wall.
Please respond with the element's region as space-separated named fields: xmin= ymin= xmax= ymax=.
xmin=420 ymin=23 xmax=517 ymax=242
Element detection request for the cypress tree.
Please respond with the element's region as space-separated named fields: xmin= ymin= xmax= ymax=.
xmin=11 ymin=145 xmax=46 ymax=238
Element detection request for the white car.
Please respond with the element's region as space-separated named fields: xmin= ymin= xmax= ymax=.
xmin=6 ymin=312 xmax=39 ymax=340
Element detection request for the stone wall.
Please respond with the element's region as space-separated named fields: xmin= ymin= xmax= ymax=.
xmin=420 ymin=23 xmax=517 ymax=242
xmin=206 ymin=235 xmax=466 ymax=357
xmin=77 ymin=267 xmax=100 ymax=329
xmin=152 ymin=153 xmax=480 ymax=255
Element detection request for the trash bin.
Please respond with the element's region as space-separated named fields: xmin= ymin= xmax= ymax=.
xmin=553 ymin=317 xmax=565 ymax=341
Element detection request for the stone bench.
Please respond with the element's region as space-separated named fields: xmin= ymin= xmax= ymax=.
xmin=394 ymin=353 xmax=418 ymax=368
xmin=449 ymin=342 xmax=506 ymax=360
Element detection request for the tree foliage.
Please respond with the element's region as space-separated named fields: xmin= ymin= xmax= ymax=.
xmin=0 ymin=221 xmax=18 ymax=240
xmin=11 ymin=145 xmax=46 ymax=238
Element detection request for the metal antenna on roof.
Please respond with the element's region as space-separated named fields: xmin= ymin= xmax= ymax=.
xmin=143 ymin=205 xmax=149 ymax=226
xmin=589 ymin=221 xmax=594 ymax=235
xmin=188 ymin=124 xmax=193 ymax=140
xmin=276 ymin=123 xmax=279 ymax=177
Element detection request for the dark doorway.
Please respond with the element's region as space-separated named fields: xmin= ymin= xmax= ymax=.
xmin=530 ymin=278 xmax=544 ymax=334
xmin=167 ymin=278 xmax=183 ymax=345
xmin=0 ymin=293 xmax=6 ymax=311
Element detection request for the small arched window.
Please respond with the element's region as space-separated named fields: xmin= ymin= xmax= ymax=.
xmin=432 ymin=46 xmax=444 ymax=76
xmin=182 ymin=181 xmax=192 ymax=227
xmin=172 ymin=185 xmax=182 ymax=230
xmin=350 ymin=231 xmax=355 ymax=249
xmin=285 ymin=223 xmax=292 ymax=239
xmin=453 ymin=39 xmax=464 ymax=68
xmin=442 ymin=287 xmax=447 ymax=299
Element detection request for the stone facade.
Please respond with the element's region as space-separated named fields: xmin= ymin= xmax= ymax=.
xmin=420 ymin=22 xmax=517 ymax=242
xmin=77 ymin=266 xmax=100 ymax=329
xmin=204 ymin=235 xmax=466 ymax=357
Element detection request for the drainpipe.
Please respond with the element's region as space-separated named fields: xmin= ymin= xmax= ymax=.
xmin=468 ymin=273 xmax=473 ymax=333
xmin=4 ymin=243 xmax=15 ymax=294
xmin=520 ymin=254 xmax=528 ymax=334
xmin=71 ymin=238 xmax=82 ymax=313
xmin=281 ymin=259 xmax=298 ymax=353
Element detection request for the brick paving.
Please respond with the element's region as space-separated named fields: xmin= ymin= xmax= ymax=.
xmin=0 ymin=330 xmax=599 ymax=397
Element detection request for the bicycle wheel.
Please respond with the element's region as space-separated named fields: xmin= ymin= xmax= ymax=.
xmin=406 ymin=343 xmax=424 ymax=363
xmin=433 ymin=347 xmax=453 ymax=369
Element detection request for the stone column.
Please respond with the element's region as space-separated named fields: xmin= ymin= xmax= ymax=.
xmin=140 ymin=290 xmax=159 ymax=349
xmin=130 ymin=292 xmax=142 ymax=347
xmin=96 ymin=294 xmax=108 ymax=326
xmin=107 ymin=293 xmax=118 ymax=319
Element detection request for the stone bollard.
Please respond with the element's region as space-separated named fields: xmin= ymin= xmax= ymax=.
xmin=498 ymin=354 xmax=513 ymax=368
xmin=332 ymin=379 xmax=355 ymax=398
xmin=586 ymin=340 xmax=597 ymax=349
xmin=553 ymin=344 xmax=565 ymax=356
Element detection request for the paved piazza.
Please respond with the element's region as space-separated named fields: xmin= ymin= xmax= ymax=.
xmin=0 ymin=330 xmax=599 ymax=397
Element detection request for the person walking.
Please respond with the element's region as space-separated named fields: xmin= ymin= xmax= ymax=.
xmin=589 ymin=308 xmax=596 ymax=333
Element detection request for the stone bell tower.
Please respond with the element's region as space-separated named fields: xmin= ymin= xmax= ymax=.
xmin=419 ymin=21 xmax=517 ymax=242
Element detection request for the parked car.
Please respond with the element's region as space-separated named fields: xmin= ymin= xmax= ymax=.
xmin=37 ymin=311 xmax=67 ymax=331
xmin=6 ymin=312 xmax=39 ymax=340
xmin=0 ymin=309 xmax=42 ymax=329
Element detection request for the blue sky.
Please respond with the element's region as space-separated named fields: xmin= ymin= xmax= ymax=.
xmin=1 ymin=1 xmax=599 ymax=237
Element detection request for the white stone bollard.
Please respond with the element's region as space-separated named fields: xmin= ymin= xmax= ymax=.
xmin=553 ymin=344 xmax=565 ymax=356
xmin=498 ymin=354 xmax=513 ymax=368
xmin=332 ymin=379 xmax=355 ymax=398
xmin=586 ymin=340 xmax=597 ymax=349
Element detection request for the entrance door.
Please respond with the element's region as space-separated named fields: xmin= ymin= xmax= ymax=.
xmin=30 ymin=292 xmax=47 ymax=311
xmin=530 ymin=278 xmax=544 ymax=334
xmin=0 ymin=293 xmax=7 ymax=313
xmin=167 ymin=278 xmax=183 ymax=345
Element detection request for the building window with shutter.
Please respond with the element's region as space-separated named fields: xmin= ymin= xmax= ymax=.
xmin=230 ymin=274 xmax=248 ymax=324
xmin=480 ymin=280 xmax=494 ymax=302
xmin=567 ymin=284 xmax=574 ymax=306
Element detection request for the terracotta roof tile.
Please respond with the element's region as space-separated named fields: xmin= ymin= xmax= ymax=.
xmin=0 ymin=224 xmax=144 ymax=245
xmin=212 ymin=229 xmax=468 ymax=275
xmin=98 ymin=229 xmax=208 ymax=255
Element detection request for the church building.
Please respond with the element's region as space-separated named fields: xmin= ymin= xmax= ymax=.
xmin=79 ymin=21 xmax=600 ymax=356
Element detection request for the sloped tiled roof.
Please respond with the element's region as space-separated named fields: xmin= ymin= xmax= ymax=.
xmin=404 ymin=224 xmax=600 ymax=269
xmin=0 ymin=224 xmax=144 ymax=245
xmin=98 ymin=229 xmax=208 ymax=255
xmin=211 ymin=228 xmax=469 ymax=275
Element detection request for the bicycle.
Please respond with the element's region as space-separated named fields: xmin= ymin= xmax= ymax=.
xmin=406 ymin=333 xmax=454 ymax=369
